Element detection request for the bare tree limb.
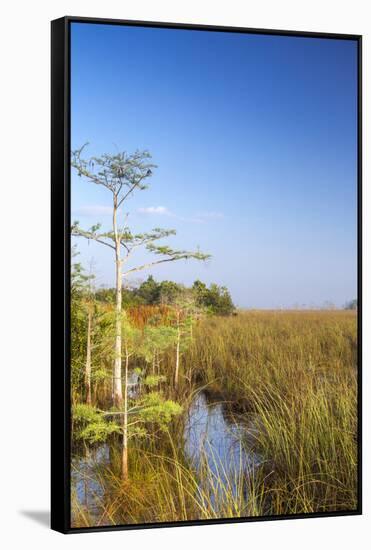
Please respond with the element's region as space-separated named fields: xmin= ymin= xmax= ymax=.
xmin=122 ymin=254 xmax=208 ymax=276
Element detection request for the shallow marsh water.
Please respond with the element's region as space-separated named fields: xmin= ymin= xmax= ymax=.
xmin=185 ymin=392 xmax=259 ymax=489
xmin=72 ymin=390 xmax=260 ymax=523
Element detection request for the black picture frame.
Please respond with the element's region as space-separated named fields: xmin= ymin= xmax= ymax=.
xmin=51 ymin=16 xmax=362 ymax=534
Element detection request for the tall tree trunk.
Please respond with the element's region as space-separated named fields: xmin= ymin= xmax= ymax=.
xmin=113 ymin=199 xmax=123 ymax=407
xmin=85 ymin=306 xmax=92 ymax=405
xmin=174 ymin=311 xmax=181 ymax=387
xmin=122 ymin=345 xmax=129 ymax=480
xmin=156 ymin=350 xmax=160 ymax=375
xmin=93 ymin=380 xmax=98 ymax=405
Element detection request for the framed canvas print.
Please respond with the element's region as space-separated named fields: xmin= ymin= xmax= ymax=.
xmin=51 ymin=16 xmax=362 ymax=533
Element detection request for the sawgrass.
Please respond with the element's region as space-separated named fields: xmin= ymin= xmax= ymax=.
xmin=71 ymin=310 xmax=358 ymax=526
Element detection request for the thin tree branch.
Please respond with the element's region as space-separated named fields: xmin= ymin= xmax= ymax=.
xmin=117 ymin=179 xmax=143 ymax=207
xmin=72 ymin=229 xmax=115 ymax=250
xmin=122 ymin=255 xmax=192 ymax=276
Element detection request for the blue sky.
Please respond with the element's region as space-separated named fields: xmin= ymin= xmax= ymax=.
xmin=71 ymin=22 xmax=358 ymax=308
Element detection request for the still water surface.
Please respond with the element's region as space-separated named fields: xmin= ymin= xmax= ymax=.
xmin=72 ymin=391 xmax=260 ymax=520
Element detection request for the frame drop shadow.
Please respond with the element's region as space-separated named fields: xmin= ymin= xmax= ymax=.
xmin=20 ymin=510 xmax=50 ymax=528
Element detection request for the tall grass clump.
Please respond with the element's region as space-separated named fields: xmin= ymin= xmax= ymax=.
xmin=186 ymin=310 xmax=358 ymax=515
xmin=71 ymin=426 xmax=269 ymax=527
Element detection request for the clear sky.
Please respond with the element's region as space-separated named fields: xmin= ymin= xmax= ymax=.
xmin=71 ymin=22 xmax=358 ymax=309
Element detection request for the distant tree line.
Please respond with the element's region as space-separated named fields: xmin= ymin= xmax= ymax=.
xmin=344 ymin=299 xmax=357 ymax=311
xmin=95 ymin=275 xmax=236 ymax=316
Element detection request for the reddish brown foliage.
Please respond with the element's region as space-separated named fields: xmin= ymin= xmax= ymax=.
xmin=127 ymin=305 xmax=174 ymax=329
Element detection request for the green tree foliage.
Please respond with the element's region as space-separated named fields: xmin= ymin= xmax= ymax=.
xmin=158 ymin=280 xmax=183 ymax=304
xmin=72 ymin=381 xmax=182 ymax=445
xmin=192 ymin=280 xmax=235 ymax=315
xmin=71 ymin=248 xmax=92 ymax=401
xmin=141 ymin=325 xmax=178 ymax=374
xmin=139 ymin=392 xmax=182 ymax=429
xmin=135 ymin=275 xmax=160 ymax=304
xmin=93 ymin=276 xmax=235 ymax=316
xmin=73 ymin=403 xmax=121 ymax=443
